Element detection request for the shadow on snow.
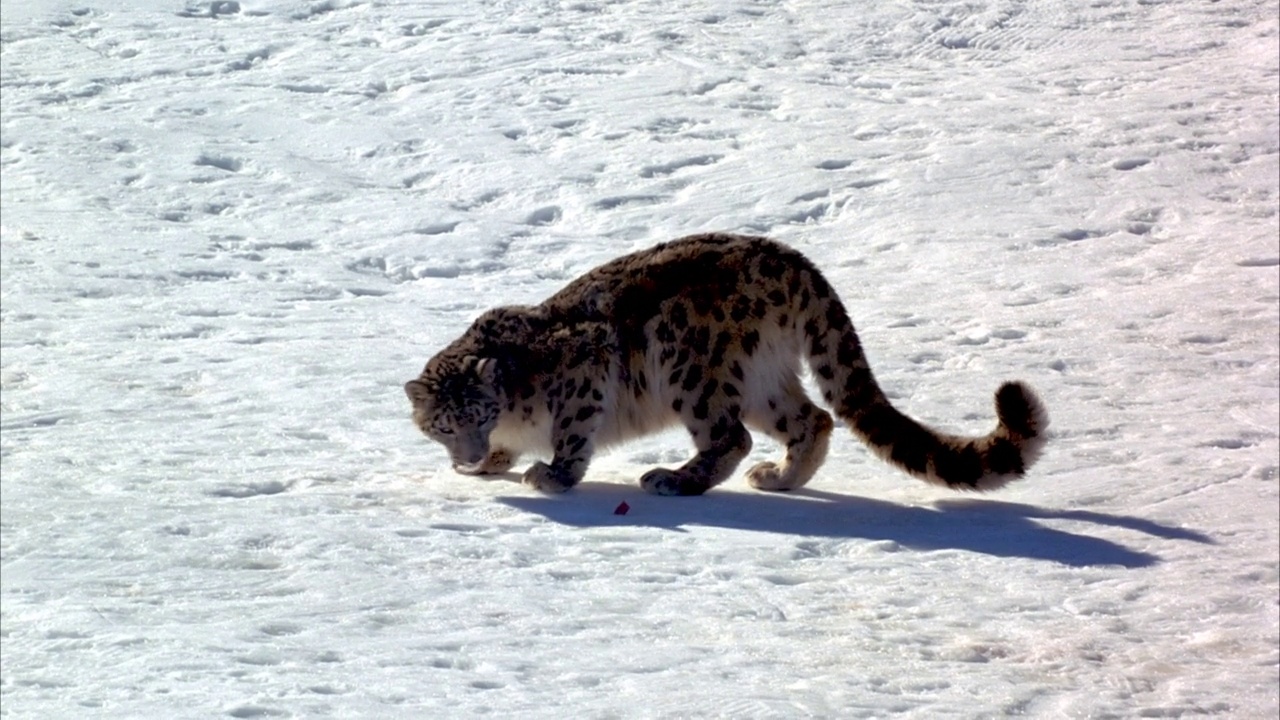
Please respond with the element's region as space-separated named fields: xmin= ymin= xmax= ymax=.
xmin=496 ymin=482 xmax=1213 ymax=569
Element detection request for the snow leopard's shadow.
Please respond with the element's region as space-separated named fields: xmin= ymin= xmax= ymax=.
xmin=497 ymin=483 xmax=1212 ymax=568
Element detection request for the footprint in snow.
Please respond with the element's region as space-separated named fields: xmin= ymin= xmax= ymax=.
xmin=1112 ymin=157 xmax=1151 ymax=171
xmin=787 ymin=202 xmax=828 ymax=224
xmin=1201 ymin=438 xmax=1257 ymax=450
xmin=400 ymin=19 xmax=448 ymax=36
xmin=208 ymin=480 xmax=291 ymax=498
xmin=290 ymin=0 xmax=354 ymax=21
xmin=259 ymin=621 xmax=303 ymax=637
xmin=1182 ymin=333 xmax=1228 ymax=345
xmin=226 ymin=706 xmax=288 ymax=719
xmin=792 ymin=189 xmax=830 ymax=203
xmin=177 ymin=2 xmax=242 ymax=18
xmin=470 ymin=680 xmax=506 ymax=690
xmin=525 ymin=205 xmax=561 ymax=226
xmin=1036 ymin=229 xmax=1102 ymax=246
xmin=848 ymin=177 xmax=888 ymax=189
xmin=639 ymin=154 xmax=722 ymax=178
xmin=194 ymin=153 xmax=244 ymax=172
xmin=413 ymin=221 xmax=460 ymax=236
xmin=592 ymin=195 xmax=666 ymax=210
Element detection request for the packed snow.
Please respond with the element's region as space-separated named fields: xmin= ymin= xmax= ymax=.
xmin=2 ymin=0 xmax=1278 ymax=717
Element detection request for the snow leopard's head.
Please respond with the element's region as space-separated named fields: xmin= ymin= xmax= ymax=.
xmin=404 ymin=353 xmax=501 ymax=472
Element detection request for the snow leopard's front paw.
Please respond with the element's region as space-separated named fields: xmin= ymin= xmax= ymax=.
xmin=745 ymin=460 xmax=811 ymax=491
xmin=639 ymin=468 xmax=710 ymax=496
xmin=478 ymin=448 xmax=516 ymax=474
xmin=745 ymin=461 xmax=788 ymax=490
xmin=453 ymin=448 xmax=516 ymax=476
xmin=522 ymin=461 xmax=576 ymax=494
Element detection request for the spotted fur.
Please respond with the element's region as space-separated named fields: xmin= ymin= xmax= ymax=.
xmin=405 ymin=233 xmax=1048 ymax=496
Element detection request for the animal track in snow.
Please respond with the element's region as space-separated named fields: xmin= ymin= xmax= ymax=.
xmin=158 ymin=324 xmax=222 ymax=340
xmin=208 ymin=480 xmax=291 ymax=498
xmin=401 ymin=171 xmax=434 ymax=189
xmin=0 ymin=412 xmax=77 ymax=432
xmin=177 ymin=2 xmax=252 ymax=18
xmin=194 ymin=153 xmax=244 ymax=172
xmin=1201 ymin=437 xmax=1259 ymax=450
xmin=848 ymin=177 xmax=888 ymax=189
xmin=413 ymin=221 xmax=461 ymax=236
xmin=787 ymin=202 xmax=829 ymax=224
xmin=1036 ymin=228 xmax=1103 ymax=247
xmin=471 ymin=680 xmax=506 ymax=691
xmin=815 ymin=159 xmax=853 ymax=170
xmin=452 ymin=190 xmax=504 ymax=211
xmin=1112 ymin=157 xmax=1151 ymax=171
xmin=225 ymin=47 xmax=273 ymax=72
xmin=244 ymin=239 xmax=315 ymax=252
xmin=259 ymin=622 xmax=303 ymax=637
xmin=954 ymin=327 xmax=1027 ymax=346
xmin=1181 ymin=333 xmax=1228 ymax=345
xmin=639 ymin=154 xmax=722 ymax=178
xmin=886 ymin=315 xmax=927 ymax=329
xmin=792 ymin=189 xmax=830 ymax=203
xmin=525 ymin=206 xmax=562 ymax=225
xmin=174 ymin=269 xmax=238 ymax=282
xmin=400 ymin=20 xmax=449 ymax=36
xmin=593 ymin=195 xmax=667 ymax=210
xmin=290 ymin=0 xmax=361 ymax=22
xmin=227 ymin=705 xmax=289 ymax=718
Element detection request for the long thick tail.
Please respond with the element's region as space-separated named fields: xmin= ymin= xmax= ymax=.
xmin=847 ymin=379 xmax=1048 ymax=491
xmin=802 ymin=286 xmax=1049 ymax=491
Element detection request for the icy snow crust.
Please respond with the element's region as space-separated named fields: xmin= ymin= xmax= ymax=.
xmin=2 ymin=0 xmax=1277 ymax=717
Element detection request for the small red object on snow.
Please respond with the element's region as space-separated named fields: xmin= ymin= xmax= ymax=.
xmin=614 ymin=501 xmax=630 ymax=515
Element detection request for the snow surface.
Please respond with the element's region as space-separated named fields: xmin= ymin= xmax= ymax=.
xmin=2 ymin=0 xmax=1278 ymax=717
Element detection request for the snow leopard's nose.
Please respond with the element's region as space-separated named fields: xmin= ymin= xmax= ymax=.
xmin=453 ymin=449 xmax=486 ymax=467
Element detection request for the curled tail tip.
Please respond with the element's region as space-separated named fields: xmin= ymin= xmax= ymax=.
xmin=995 ymin=381 xmax=1049 ymax=439
xmin=929 ymin=381 xmax=1050 ymax=493
xmin=961 ymin=381 xmax=1048 ymax=492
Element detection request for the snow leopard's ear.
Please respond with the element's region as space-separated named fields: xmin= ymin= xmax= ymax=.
xmin=404 ymin=379 xmax=431 ymax=404
xmin=462 ymin=355 xmax=498 ymax=384
xmin=472 ymin=357 xmax=498 ymax=384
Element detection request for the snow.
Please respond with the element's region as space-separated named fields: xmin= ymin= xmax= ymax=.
xmin=1 ymin=0 xmax=1277 ymax=717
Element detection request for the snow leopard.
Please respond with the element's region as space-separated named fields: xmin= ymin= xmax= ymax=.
xmin=404 ymin=233 xmax=1048 ymax=496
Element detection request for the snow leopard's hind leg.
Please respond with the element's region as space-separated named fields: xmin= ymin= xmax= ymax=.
xmin=744 ymin=375 xmax=834 ymax=491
